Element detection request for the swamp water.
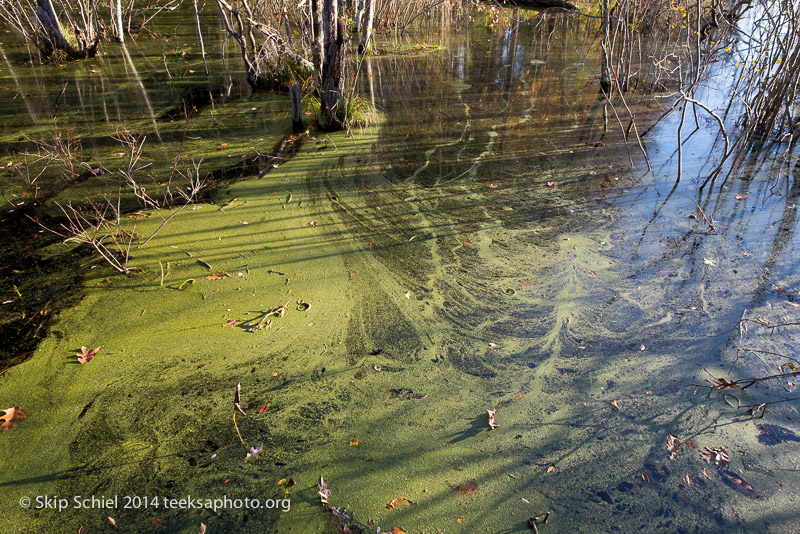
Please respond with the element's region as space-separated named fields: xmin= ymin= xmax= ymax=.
xmin=1 ymin=8 xmax=799 ymax=534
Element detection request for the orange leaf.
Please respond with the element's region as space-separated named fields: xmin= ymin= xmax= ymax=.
xmin=222 ymin=320 xmax=238 ymax=328
xmin=386 ymin=497 xmax=416 ymax=509
xmin=392 ymin=529 xmax=406 ymax=534
xmin=0 ymin=406 xmax=26 ymax=432
xmin=76 ymin=345 xmax=102 ymax=364
xmin=611 ymin=400 xmax=620 ymax=411
xmin=204 ymin=273 xmax=226 ymax=280
xmin=547 ymin=466 xmax=555 ymax=473
xmin=350 ymin=440 xmax=359 ymax=446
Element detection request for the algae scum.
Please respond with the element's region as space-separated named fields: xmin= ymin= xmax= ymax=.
xmin=1 ymin=8 xmax=800 ymax=534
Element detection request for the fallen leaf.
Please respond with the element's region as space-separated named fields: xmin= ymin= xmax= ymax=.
xmin=546 ymin=181 xmax=556 ymax=188
xmin=701 ymin=446 xmax=730 ymax=466
xmin=350 ymin=440 xmax=359 ymax=446
xmin=702 ymin=468 xmax=711 ymax=480
xmin=259 ymin=405 xmax=269 ymax=413
xmin=75 ymin=345 xmax=102 ymax=364
xmin=220 ymin=142 xmax=230 ymax=146
xmin=391 ymin=528 xmax=406 ymax=534
xmin=640 ymin=344 xmax=646 ymax=351
xmin=735 ymin=194 xmax=747 ymax=200
xmin=547 ymin=466 xmax=555 ymax=473
xmin=0 ymin=406 xmax=26 ymax=432
xmin=703 ymin=258 xmax=718 ymax=267
xmin=706 ymin=377 xmax=739 ymax=390
xmin=204 ymin=273 xmax=226 ymax=280
xmin=199 ymin=523 xmax=206 ymax=534
xmin=487 ymin=409 xmax=499 ymax=430
xmin=405 ymin=291 xmax=411 ymax=299
xmin=667 ymin=434 xmax=683 ymax=459
xmin=348 ymin=270 xmax=355 ymax=280
xmin=458 ymin=518 xmax=465 ymax=524
xmin=641 ymin=474 xmax=649 ymax=482
xmin=386 ymin=497 xmax=416 ymax=509
xmin=223 ymin=320 xmax=238 ymax=328
xmin=234 ymin=383 xmax=246 ymax=416
xmin=684 ymin=474 xmax=691 ymax=485
xmin=272 ymin=371 xmax=280 ymax=377
xmin=318 ymin=476 xmax=331 ymax=504
xmin=108 ymin=516 xmax=116 ymax=527
xmin=489 ymin=184 xmax=499 ymax=188
xmin=309 ymin=221 xmax=318 ymax=227
xmin=720 ymin=470 xmax=757 ymax=498
xmin=611 ymin=400 xmax=620 ymax=411
xmin=245 ymin=444 xmax=262 ymax=460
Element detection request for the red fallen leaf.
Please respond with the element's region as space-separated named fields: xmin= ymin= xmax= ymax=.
xmin=223 ymin=320 xmax=238 ymax=328
xmin=76 ymin=346 xmax=102 ymax=364
xmin=386 ymin=497 xmax=416 ymax=509
xmin=259 ymin=404 xmax=269 ymax=413
xmin=487 ymin=408 xmax=499 ymax=429
xmin=0 ymin=406 xmax=26 ymax=432
xmin=772 ymin=284 xmax=788 ymax=295
xmin=204 ymin=273 xmax=226 ymax=280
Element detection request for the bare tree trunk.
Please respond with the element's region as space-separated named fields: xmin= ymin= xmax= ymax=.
xmin=311 ymin=0 xmax=324 ymax=87
xmin=358 ymin=0 xmax=373 ymax=53
xmin=193 ymin=0 xmax=208 ymax=75
xmin=35 ymin=0 xmax=98 ymax=58
xmin=290 ymin=82 xmax=303 ymax=131
xmin=320 ymin=14 xmax=346 ymax=130
xmin=599 ymin=0 xmax=610 ymax=92
xmin=113 ymin=0 xmax=124 ymax=42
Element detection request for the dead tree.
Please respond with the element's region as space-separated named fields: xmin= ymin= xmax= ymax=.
xmin=0 ymin=0 xmax=99 ymax=58
xmin=317 ymin=0 xmax=346 ymax=130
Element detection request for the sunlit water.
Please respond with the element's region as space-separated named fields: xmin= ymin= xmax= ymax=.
xmin=0 ymin=7 xmax=798 ymax=534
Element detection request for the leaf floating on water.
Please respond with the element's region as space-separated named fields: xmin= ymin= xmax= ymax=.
xmin=75 ymin=345 xmax=102 ymax=364
xmin=404 ymin=291 xmax=411 ymax=299
xmin=684 ymin=474 xmax=691 ymax=486
xmin=204 ymin=273 xmax=226 ymax=280
xmin=735 ymin=194 xmax=747 ymax=200
xmin=703 ymin=258 xmax=718 ymax=267
xmin=641 ymin=474 xmax=649 ymax=482
xmin=222 ymin=320 xmax=238 ymax=328
xmin=108 ymin=516 xmax=116 ymax=527
xmin=259 ymin=404 xmax=269 ymax=413
xmin=611 ymin=400 xmax=620 ymax=411
xmin=720 ymin=470 xmax=757 ymax=499
xmin=706 ymin=377 xmax=739 ymax=390
xmin=198 ymin=523 xmax=206 ymax=534
xmin=487 ymin=409 xmax=499 ymax=430
xmin=546 ymin=182 xmax=556 ymax=188
xmin=0 ymin=406 xmax=26 ymax=432
xmin=234 ymin=383 xmax=246 ymax=416
xmin=308 ymin=221 xmax=318 ymax=227
xmin=318 ymin=476 xmax=331 ymax=504
xmin=350 ymin=440 xmax=359 ymax=446
xmin=701 ymin=446 xmax=730 ymax=466
xmin=522 ymin=498 xmax=531 ymax=504
xmin=245 ymin=444 xmax=262 ymax=460
xmin=547 ymin=466 xmax=555 ymax=473
xmin=391 ymin=528 xmax=406 ymax=534
xmin=386 ymin=497 xmax=416 ymax=509
xmin=667 ymin=434 xmax=683 ymax=460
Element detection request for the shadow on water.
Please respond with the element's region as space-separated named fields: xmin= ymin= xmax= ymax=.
xmin=0 ymin=5 xmax=798 ymax=534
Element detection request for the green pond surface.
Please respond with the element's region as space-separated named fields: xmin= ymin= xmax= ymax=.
xmin=1 ymin=7 xmax=799 ymax=534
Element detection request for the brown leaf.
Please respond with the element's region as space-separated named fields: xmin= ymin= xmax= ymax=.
xmin=204 ymin=273 xmax=226 ymax=280
xmin=0 ymin=406 xmax=26 ymax=432
xmin=391 ymin=528 xmax=406 ymax=534
xmin=108 ymin=516 xmax=116 ymax=527
xmin=198 ymin=523 xmax=206 ymax=534
xmin=706 ymin=377 xmax=739 ymax=390
xmin=684 ymin=474 xmax=691 ymax=486
xmin=735 ymin=194 xmax=747 ymax=200
xmin=720 ymin=470 xmax=757 ymax=498
xmin=222 ymin=320 xmax=238 ymax=328
xmin=547 ymin=466 xmax=555 ymax=473
xmin=76 ymin=345 xmax=102 ymax=364
xmin=487 ymin=409 xmax=499 ymax=429
xmin=234 ymin=383 xmax=246 ymax=416
xmin=667 ymin=434 xmax=683 ymax=459
xmin=641 ymin=473 xmax=649 ymax=482
xmin=386 ymin=497 xmax=416 ymax=509
xmin=700 ymin=446 xmax=730 ymax=466
xmin=611 ymin=400 xmax=620 ymax=411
